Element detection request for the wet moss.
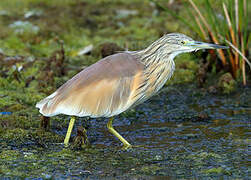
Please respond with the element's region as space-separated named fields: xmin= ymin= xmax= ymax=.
xmin=217 ymin=73 xmax=237 ymax=94
xmin=0 ymin=0 xmax=250 ymax=179
xmin=1 ymin=128 xmax=28 ymax=141
xmin=140 ymin=164 xmax=162 ymax=175
xmin=47 ymin=148 xmax=75 ymax=158
xmin=0 ymin=150 xmax=21 ymax=161
xmin=166 ymin=54 xmax=199 ymax=85
xmin=202 ymin=167 xmax=231 ymax=175
xmin=185 ymin=151 xmax=224 ymax=166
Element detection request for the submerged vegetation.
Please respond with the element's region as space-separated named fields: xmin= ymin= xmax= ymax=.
xmin=0 ymin=0 xmax=250 ymax=179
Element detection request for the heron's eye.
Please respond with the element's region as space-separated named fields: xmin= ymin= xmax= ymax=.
xmin=180 ymin=41 xmax=185 ymax=45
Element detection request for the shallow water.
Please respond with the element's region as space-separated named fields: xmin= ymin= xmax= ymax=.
xmin=0 ymin=84 xmax=250 ymax=179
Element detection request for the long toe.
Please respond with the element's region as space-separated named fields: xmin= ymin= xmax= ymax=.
xmin=122 ymin=143 xmax=132 ymax=150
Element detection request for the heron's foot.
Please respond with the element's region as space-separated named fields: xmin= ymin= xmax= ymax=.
xmin=72 ymin=126 xmax=90 ymax=149
xmin=107 ymin=117 xmax=133 ymax=150
xmin=131 ymin=144 xmax=145 ymax=148
xmin=121 ymin=144 xmax=146 ymax=150
xmin=121 ymin=143 xmax=132 ymax=150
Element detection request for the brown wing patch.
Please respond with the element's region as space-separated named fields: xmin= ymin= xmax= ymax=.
xmin=36 ymin=53 xmax=145 ymax=117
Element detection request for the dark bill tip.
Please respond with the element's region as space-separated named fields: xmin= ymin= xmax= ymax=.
xmin=192 ymin=41 xmax=229 ymax=49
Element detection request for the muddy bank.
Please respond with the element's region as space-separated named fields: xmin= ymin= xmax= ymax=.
xmin=0 ymin=0 xmax=250 ymax=179
xmin=0 ymin=84 xmax=250 ymax=179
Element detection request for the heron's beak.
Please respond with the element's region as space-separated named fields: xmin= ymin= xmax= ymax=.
xmin=187 ymin=41 xmax=228 ymax=49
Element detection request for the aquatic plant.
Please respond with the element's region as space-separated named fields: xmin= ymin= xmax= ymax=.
xmin=151 ymin=0 xmax=250 ymax=85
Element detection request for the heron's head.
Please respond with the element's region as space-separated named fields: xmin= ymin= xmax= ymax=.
xmin=159 ymin=33 xmax=228 ymax=58
xmin=137 ymin=33 xmax=228 ymax=63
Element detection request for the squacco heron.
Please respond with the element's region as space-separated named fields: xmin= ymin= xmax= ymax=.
xmin=36 ymin=33 xmax=228 ymax=149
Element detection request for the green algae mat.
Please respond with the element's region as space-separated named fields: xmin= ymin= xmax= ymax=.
xmin=1 ymin=85 xmax=250 ymax=179
xmin=0 ymin=0 xmax=250 ymax=179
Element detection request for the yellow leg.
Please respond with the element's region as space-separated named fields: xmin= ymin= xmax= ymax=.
xmin=107 ymin=117 xmax=132 ymax=149
xmin=64 ymin=116 xmax=75 ymax=147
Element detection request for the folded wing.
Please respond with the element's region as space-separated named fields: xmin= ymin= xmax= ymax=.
xmin=36 ymin=53 xmax=145 ymax=117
